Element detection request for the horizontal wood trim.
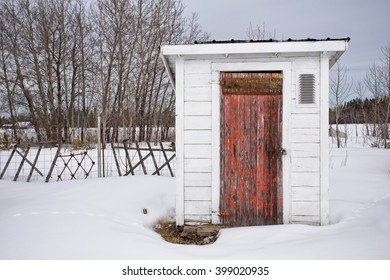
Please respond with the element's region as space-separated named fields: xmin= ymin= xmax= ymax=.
xmin=184 ymin=130 xmax=212 ymax=144
xmin=292 ymin=157 xmax=320 ymax=172
xmin=184 ymin=60 xmax=211 ymax=74
xmin=291 ymin=186 xmax=320 ymax=201
xmin=291 ymin=201 xmax=320 ymax=216
xmin=185 ymin=201 xmax=212 ymax=215
xmin=184 ymin=101 xmax=212 ymax=116
xmin=185 ymin=187 xmax=211 ymax=201
xmin=184 ymin=116 xmax=212 ymax=130
xmin=162 ymin=41 xmax=347 ymax=56
xmin=184 ymin=215 xmax=211 ymax=224
xmin=291 ymin=113 xmax=320 ymax=129
xmin=291 ymin=128 xmax=320 ymax=143
xmin=291 ymin=215 xmax=320 ymax=225
xmin=291 ymin=143 xmax=320 ymax=158
xmin=185 ymin=73 xmax=211 ymax=87
xmin=184 ymin=144 xmax=212 ymax=159
xmin=184 ymin=158 xmax=212 ymax=173
xmin=291 ymin=172 xmax=320 ymax=186
xmin=184 ymin=172 xmax=212 ymax=187
xmin=184 ymin=87 xmax=212 ymax=102
xmin=292 ymin=58 xmax=320 ymax=69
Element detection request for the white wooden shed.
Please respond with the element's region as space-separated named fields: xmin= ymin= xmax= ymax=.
xmin=161 ymin=38 xmax=349 ymax=227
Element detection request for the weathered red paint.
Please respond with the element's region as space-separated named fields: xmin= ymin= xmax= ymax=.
xmin=220 ymin=72 xmax=283 ymax=226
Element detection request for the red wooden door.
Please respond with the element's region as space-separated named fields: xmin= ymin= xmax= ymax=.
xmin=220 ymin=72 xmax=283 ymax=226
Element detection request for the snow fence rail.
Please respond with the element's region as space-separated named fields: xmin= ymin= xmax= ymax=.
xmin=0 ymin=141 xmax=176 ymax=183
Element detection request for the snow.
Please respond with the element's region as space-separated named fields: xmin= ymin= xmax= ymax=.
xmin=1 ymin=144 xmax=390 ymax=259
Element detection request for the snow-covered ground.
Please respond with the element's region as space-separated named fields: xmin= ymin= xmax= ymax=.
xmin=0 ymin=141 xmax=389 ymax=259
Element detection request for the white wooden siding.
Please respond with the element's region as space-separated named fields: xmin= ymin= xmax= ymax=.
xmin=319 ymin=53 xmax=331 ymax=225
xmin=184 ymin=158 xmax=212 ymax=173
xmin=185 ymin=187 xmax=211 ymax=201
xmin=291 ymin=172 xmax=320 ymax=186
xmin=184 ymin=215 xmax=211 ymax=224
xmin=291 ymin=215 xmax=320 ymax=224
xmin=289 ymin=58 xmax=322 ymax=225
xmin=291 ymin=158 xmax=320 ymax=172
xmin=184 ymin=173 xmax=212 ymax=187
xmin=290 ymin=113 xmax=320 ymax=128
xmin=291 ymin=201 xmax=320 ymax=216
xmin=185 ymin=73 xmax=211 ymax=87
xmin=184 ymin=145 xmax=212 ymax=159
xmin=184 ymin=101 xmax=212 ymax=116
xmin=175 ymin=57 xmax=185 ymax=225
xmin=291 ymin=187 xmax=320 ymax=201
xmin=183 ymin=61 xmax=213 ymax=224
xmin=184 ymin=116 xmax=212 ymax=130
xmin=184 ymin=86 xmax=212 ymax=101
xmin=180 ymin=57 xmax=327 ymax=226
xmin=185 ymin=201 xmax=212 ymax=215
xmin=184 ymin=60 xmax=211 ymax=74
xmin=291 ymin=129 xmax=320 ymax=143
xmin=184 ymin=131 xmax=212 ymax=144
xmin=291 ymin=143 xmax=319 ymax=158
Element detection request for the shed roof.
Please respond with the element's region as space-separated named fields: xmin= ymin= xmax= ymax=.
xmin=160 ymin=38 xmax=349 ymax=88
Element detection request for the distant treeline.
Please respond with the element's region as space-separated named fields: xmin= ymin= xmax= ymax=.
xmin=329 ymin=97 xmax=389 ymax=124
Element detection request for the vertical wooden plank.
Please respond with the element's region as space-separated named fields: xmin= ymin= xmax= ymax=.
xmin=220 ymin=72 xmax=283 ymax=226
xmin=123 ymin=141 xmax=135 ymax=176
xmin=147 ymin=142 xmax=160 ymax=175
xmin=46 ymin=144 xmax=62 ymax=183
xmin=111 ymin=142 xmax=122 ymax=176
xmin=176 ymin=57 xmax=185 ymax=226
xmin=277 ymin=94 xmax=284 ymax=224
xmin=256 ymin=90 xmax=265 ymax=225
xmin=282 ymin=64 xmax=292 ymax=225
xmin=159 ymin=142 xmax=174 ymax=177
xmin=320 ymin=54 xmax=330 ymax=225
xmin=13 ymin=147 xmax=30 ymax=181
xmin=135 ymin=141 xmax=147 ymax=175
xmin=0 ymin=147 xmax=16 ymax=179
xmin=27 ymin=146 xmax=42 ymax=182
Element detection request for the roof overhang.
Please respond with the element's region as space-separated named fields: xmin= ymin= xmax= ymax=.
xmin=160 ymin=39 xmax=349 ymax=89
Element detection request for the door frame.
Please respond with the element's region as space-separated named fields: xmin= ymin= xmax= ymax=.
xmin=211 ymin=61 xmax=292 ymax=225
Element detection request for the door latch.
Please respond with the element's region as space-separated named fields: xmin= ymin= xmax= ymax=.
xmin=279 ymin=147 xmax=287 ymax=156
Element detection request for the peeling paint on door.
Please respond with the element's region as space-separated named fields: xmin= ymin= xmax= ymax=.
xmin=220 ymin=72 xmax=283 ymax=226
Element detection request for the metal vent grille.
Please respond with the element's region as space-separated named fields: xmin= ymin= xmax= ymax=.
xmin=299 ymin=74 xmax=315 ymax=104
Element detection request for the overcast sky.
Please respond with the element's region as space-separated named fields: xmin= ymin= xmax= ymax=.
xmin=183 ymin=0 xmax=390 ymax=88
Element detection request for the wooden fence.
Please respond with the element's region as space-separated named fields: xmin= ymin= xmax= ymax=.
xmin=0 ymin=141 xmax=175 ymax=182
xmin=111 ymin=140 xmax=175 ymax=177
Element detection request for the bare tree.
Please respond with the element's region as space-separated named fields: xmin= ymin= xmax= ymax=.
xmin=330 ymin=62 xmax=353 ymax=148
xmin=364 ymin=43 xmax=390 ymax=148
xmin=0 ymin=11 xmax=19 ymax=141
xmin=0 ymin=0 xmax=208 ymax=144
xmin=379 ymin=44 xmax=390 ymax=147
xmin=246 ymin=22 xmax=275 ymax=41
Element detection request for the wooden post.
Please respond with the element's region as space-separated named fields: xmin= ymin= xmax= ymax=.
xmin=159 ymin=142 xmax=175 ymax=177
xmin=14 ymin=149 xmax=44 ymax=176
xmin=45 ymin=144 xmax=62 ymax=183
xmin=97 ymin=116 xmax=102 ymax=178
xmin=13 ymin=146 xmax=30 ymax=181
xmin=147 ymin=142 xmax=160 ymax=175
xmin=123 ymin=140 xmax=135 ymax=175
xmin=26 ymin=145 xmax=43 ymax=182
xmin=111 ymin=142 xmax=122 ymax=176
xmin=135 ymin=141 xmax=147 ymax=175
xmin=0 ymin=146 xmax=17 ymax=179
